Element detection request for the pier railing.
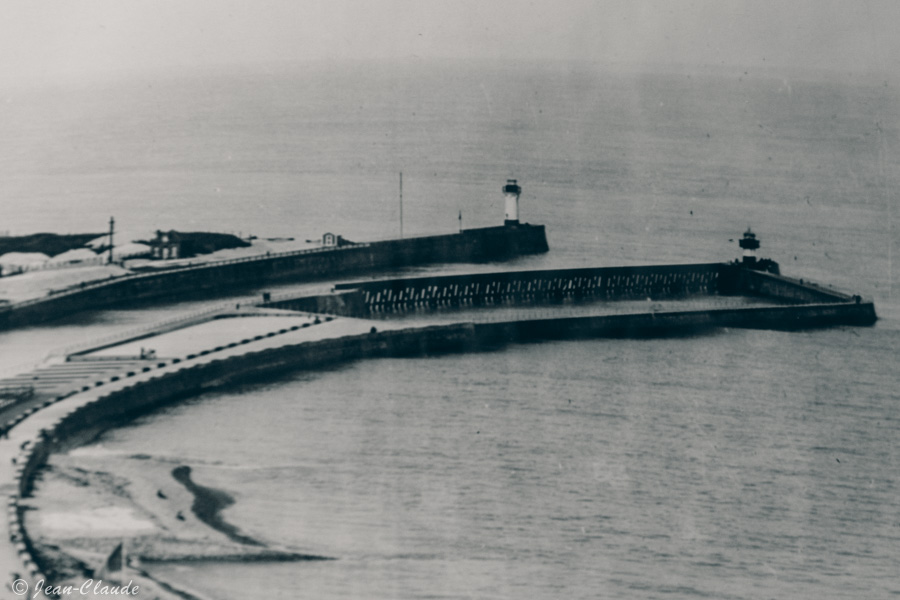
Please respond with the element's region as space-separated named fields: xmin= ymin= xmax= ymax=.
xmin=335 ymin=263 xmax=728 ymax=313
xmin=53 ymin=302 xmax=244 ymax=358
xmin=326 ymin=263 xmax=858 ymax=316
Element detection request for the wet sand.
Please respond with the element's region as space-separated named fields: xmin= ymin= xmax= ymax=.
xmin=171 ymin=465 xmax=262 ymax=547
xmin=23 ymin=452 xmax=328 ymax=599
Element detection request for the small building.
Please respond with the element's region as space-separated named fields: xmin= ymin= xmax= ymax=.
xmin=322 ymin=233 xmax=353 ymax=247
xmin=151 ymin=230 xmax=181 ymax=260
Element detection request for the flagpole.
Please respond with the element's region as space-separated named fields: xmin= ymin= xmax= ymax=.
xmin=108 ymin=216 xmax=115 ymax=264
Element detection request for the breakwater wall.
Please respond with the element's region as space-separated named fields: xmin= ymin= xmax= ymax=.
xmin=266 ymin=263 xmax=729 ymax=316
xmin=20 ymin=300 xmax=881 ymax=471
xmin=16 ymin=300 xmax=881 ymax=468
xmin=0 ymin=225 xmax=548 ymax=330
xmin=5 ymin=296 xmax=877 ymax=585
xmin=336 ymin=263 xmax=728 ymax=312
xmin=268 ymin=263 xmax=858 ymax=317
xmin=737 ymin=269 xmax=854 ymax=303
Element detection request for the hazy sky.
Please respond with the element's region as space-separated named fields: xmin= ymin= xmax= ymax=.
xmin=1 ymin=0 xmax=897 ymax=82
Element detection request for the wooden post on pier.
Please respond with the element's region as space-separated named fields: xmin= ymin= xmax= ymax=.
xmin=399 ymin=172 xmax=403 ymax=239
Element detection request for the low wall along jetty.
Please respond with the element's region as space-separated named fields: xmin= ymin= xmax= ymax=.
xmin=0 ymin=224 xmax=549 ymax=330
xmin=267 ymin=262 xmax=874 ymax=327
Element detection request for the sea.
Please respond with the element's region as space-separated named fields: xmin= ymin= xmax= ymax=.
xmin=1 ymin=60 xmax=898 ymax=599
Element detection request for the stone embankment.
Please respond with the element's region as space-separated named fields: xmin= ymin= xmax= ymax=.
xmin=0 ymin=225 xmax=549 ymax=330
xmin=1 ymin=294 xmax=878 ymax=591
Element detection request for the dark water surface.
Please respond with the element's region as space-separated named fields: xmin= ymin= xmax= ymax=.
xmin=106 ymin=329 xmax=898 ymax=599
xmin=2 ymin=61 xmax=898 ymax=598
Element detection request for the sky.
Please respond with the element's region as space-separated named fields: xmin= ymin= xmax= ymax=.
xmin=0 ymin=0 xmax=897 ymax=83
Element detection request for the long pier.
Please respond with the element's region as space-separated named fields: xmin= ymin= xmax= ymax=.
xmin=268 ymin=263 xmax=868 ymax=322
xmin=338 ymin=263 xmax=726 ymax=310
xmin=0 ymin=224 xmax=548 ymax=330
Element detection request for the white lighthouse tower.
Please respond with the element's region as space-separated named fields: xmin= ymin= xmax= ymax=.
xmin=503 ymin=179 xmax=521 ymax=226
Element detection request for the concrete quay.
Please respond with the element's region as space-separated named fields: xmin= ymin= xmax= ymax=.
xmin=270 ymin=262 xmax=871 ymax=320
xmin=0 ymin=224 xmax=549 ymax=331
xmin=0 ymin=360 xmax=156 ymax=419
xmin=1 ymin=314 xmax=406 ymax=590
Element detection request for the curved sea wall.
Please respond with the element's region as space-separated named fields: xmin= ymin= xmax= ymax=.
xmin=6 ymin=298 xmax=876 ymax=586
xmin=5 ymin=323 xmax=476 ymax=588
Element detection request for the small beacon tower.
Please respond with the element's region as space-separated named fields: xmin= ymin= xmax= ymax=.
xmin=503 ymin=179 xmax=521 ymax=226
xmin=739 ymin=228 xmax=760 ymax=267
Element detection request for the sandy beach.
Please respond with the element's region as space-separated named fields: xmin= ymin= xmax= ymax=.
xmin=24 ymin=450 xmax=328 ymax=599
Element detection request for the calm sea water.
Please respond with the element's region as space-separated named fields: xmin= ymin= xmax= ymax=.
xmin=2 ymin=61 xmax=899 ymax=598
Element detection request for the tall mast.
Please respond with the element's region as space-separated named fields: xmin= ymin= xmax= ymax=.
xmin=108 ymin=216 xmax=115 ymax=264
xmin=399 ymin=172 xmax=403 ymax=238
